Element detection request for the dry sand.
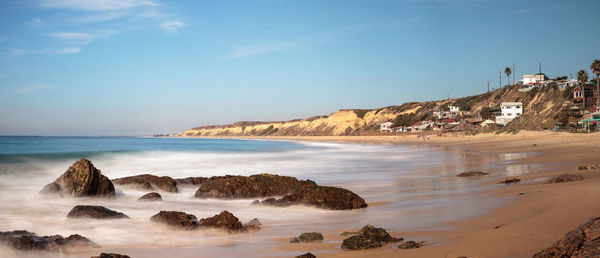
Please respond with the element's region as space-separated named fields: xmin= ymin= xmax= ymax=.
xmin=205 ymin=131 xmax=600 ymax=257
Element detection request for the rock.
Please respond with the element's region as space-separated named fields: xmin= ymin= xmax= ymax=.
xmin=577 ymin=164 xmax=599 ymax=170
xmin=113 ymin=174 xmax=178 ymax=192
xmin=258 ymin=185 xmax=367 ymax=210
xmin=0 ymin=230 xmax=96 ymax=252
xmin=398 ymin=240 xmax=423 ymax=249
xmin=138 ymin=192 xmax=162 ymax=201
xmin=174 ymin=177 xmax=211 ymax=186
xmin=341 ymin=225 xmax=402 ymax=250
xmin=499 ymin=178 xmax=521 ymax=184
xmin=67 ymin=205 xmax=128 ymax=219
xmin=198 ymin=210 xmax=246 ymax=232
xmin=40 ymin=158 xmax=115 ymax=197
xmin=533 ymin=217 xmax=600 ymax=257
xmin=295 ymin=253 xmax=316 ymax=258
xmin=545 ymin=174 xmax=584 ymax=184
xmin=456 ymin=171 xmax=489 ymax=177
xmin=91 ymin=254 xmax=131 ymax=258
xmin=194 ymin=174 xmax=316 ymax=199
xmin=290 ymin=232 xmax=324 ymax=243
xmin=150 ymin=211 xmax=198 ymax=230
xmin=246 ymin=218 xmax=262 ymax=230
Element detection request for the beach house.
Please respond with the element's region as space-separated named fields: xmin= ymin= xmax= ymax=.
xmin=379 ymin=122 xmax=393 ymax=132
xmin=495 ymin=102 xmax=523 ymax=126
xmin=573 ymin=85 xmax=599 ymax=111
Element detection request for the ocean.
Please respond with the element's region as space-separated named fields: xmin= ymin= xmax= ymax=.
xmin=0 ymin=136 xmax=536 ymax=257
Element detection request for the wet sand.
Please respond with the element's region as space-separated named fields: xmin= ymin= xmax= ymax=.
xmin=243 ymin=131 xmax=600 ymax=257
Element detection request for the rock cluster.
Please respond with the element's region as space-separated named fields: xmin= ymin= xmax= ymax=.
xmin=150 ymin=211 xmax=199 ymax=230
xmin=290 ymin=232 xmax=324 ymax=243
xmin=40 ymin=158 xmax=115 ymax=197
xmin=257 ymin=185 xmax=367 ymax=210
xmin=174 ymin=176 xmax=213 ymax=186
xmin=398 ymin=240 xmax=424 ymax=249
xmin=194 ymin=174 xmax=315 ymax=199
xmin=545 ymin=174 xmax=584 ymax=184
xmin=499 ymin=178 xmax=521 ymax=184
xmin=456 ymin=171 xmax=489 ymax=177
xmin=138 ymin=192 xmax=162 ymax=201
xmin=0 ymin=230 xmax=96 ymax=252
xmin=67 ymin=205 xmax=128 ymax=219
xmin=198 ymin=210 xmax=247 ymax=232
xmin=113 ymin=174 xmax=178 ymax=192
xmin=341 ymin=225 xmax=402 ymax=250
xmin=533 ymin=217 xmax=600 ymax=257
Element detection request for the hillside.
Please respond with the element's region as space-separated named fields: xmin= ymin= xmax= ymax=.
xmin=176 ymin=85 xmax=576 ymax=137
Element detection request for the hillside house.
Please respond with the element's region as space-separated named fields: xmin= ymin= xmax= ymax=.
xmin=557 ymin=79 xmax=578 ymax=91
xmin=379 ymin=122 xmax=393 ymax=132
xmin=495 ymin=102 xmax=523 ymax=126
xmin=433 ymin=105 xmax=461 ymax=119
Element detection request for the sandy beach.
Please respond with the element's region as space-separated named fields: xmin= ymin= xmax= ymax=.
xmin=194 ymin=131 xmax=600 ymax=257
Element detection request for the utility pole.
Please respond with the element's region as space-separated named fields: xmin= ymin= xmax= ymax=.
xmin=512 ymin=63 xmax=515 ymax=86
xmin=499 ymin=71 xmax=502 ymax=88
xmin=539 ymin=62 xmax=542 ymax=74
xmin=488 ymin=81 xmax=490 ymax=93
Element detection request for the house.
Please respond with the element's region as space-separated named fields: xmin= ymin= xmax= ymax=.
xmin=573 ymin=85 xmax=598 ymax=111
xmin=481 ymin=119 xmax=496 ymax=127
xmin=557 ymin=79 xmax=578 ymax=91
xmin=495 ymin=102 xmax=523 ymax=126
xmin=433 ymin=105 xmax=461 ymax=119
xmin=379 ymin=122 xmax=393 ymax=132
xmin=521 ymin=73 xmax=546 ymax=85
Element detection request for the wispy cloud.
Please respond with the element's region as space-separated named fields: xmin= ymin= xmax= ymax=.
xmin=25 ymin=18 xmax=47 ymax=28
xmin=160 ymin=20 xmax=185 ymax=35
xmin=226 ymin=43 xmax=298 ymax=59
xmin=9 ymin=47 xmax=80 ymax=55
xmin=56 ymin=47 xmax=81 ymax=54
xmin=39 ymin=0 xmax=158 ymax=11
xmin=47 ymin=30 xmax=116 ymax=45
xmin=72 ymin=11 xmax=129 ymax=24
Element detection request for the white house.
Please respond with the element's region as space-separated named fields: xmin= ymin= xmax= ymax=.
xmin=495 ymin=102 xmax=523 ymax=126
xmin=380 ymin=122 xmax=393 ymax=132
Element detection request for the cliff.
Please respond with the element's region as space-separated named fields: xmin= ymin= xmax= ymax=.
xmin=176 ymin=85 xmax=576 ymax=137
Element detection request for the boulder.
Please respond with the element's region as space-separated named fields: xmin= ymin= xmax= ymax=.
xmin=533 ymin=217 xmax=600 ymax=257
xmin=246 ymin=218 xmax=262 ymax=230
xmin=577 ymin=164 xmax=599 ymax=170
xmin=456 ymin=171 xmax=489 ymax=177
xmin=174 ymin=177 xmax=211 ymax=186
xmin=398 ymin=240 xmax=424 ymax=249
xmin=545 ymin=174 xmax=584 ymax=184
xmin=199 ymin=210 xmax=246 ymax=232
xmin=258 ymin=185 xmax=367 ymax=210
xmin=499 ymin=178 xmax=521 ymax=184
xmin=138 ymin=192 xmax=162 ymax=201
xmin=91 ymin=254 xmax=131 ymax=258
xmin=113 ymin=174 xmax=178 ymax=192
xmin=194 ymin=174 xmax=316 ymax=199
xmin=150 ymin=211 xmax=198 ymax=230
xmin=295 ymin=253 xmax=316 ymax=258
xmin=0 ymin=230 xmax=96 ymax=252
xmin=67 ymin=205 xmax=128 ymax=219
xmin=40 ymin=158 xmax=115 ymax=197
xmin=341 ymin=225 xmax=402 ymax=250
xmin=290 ymin=232 xmax=324 ymax=243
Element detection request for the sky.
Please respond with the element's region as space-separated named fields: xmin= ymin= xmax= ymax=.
xmin=0 ymin=0 xmax=599 ymax=136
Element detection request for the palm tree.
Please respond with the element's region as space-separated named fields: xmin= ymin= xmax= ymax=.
xmin=577 ymin=69 xmax=589 ymax=110
xmin=504 ymin=67 xmax=512 ymax=87
xmin=591 ymin=59 xmax=600 ymax=111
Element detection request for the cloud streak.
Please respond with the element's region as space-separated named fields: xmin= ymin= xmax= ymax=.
xmin=39 ymin=0 xmax=158 ymax=11
xmin=47 ymin=30 xmax=116 ymax=45
xmin=160 ymin=20 xmax=185 ymax=35
xmin=226 ymin=43 xmax=297 ymax=59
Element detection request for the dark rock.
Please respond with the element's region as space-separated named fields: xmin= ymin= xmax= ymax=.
xmin=341 ymin=225 xmax=402 ymax=250
xmin=40 ymin=158 xmax=115 ymax=197
xmin=295 ymin=253 xmax=316 ymax=258
xmin=174 ymin=177 xmax=211 ymax=186
xmin=577 ymin=164 xmax=599 ymax=170
xmin=194 ymin=173 xmax=316 ymax=199
xmin=545 ymin=174 xmax=584 ymax=184
xmin=198 ymin=210 xmax=246 ymax=232
xmin=138 ymin=192 xmax=162 ymax=201
xmin=456 ymin=171 xmax=489 ymax=177
xmin=398 ymin=240 xmax=423 ymax=249
xmin=0 ymin=230 xmax=96 ymax=252
xmin=533 ymin=217 xmax=600 ymax=257
xmin=246 ymin=218 xmax=262 ymax=230
xmin=499 ymin=178 xmax=521 ymax=184
xmin=67 ymin=205 xmax=128 ymax=219
xmin=91 ymin=253 xmax=131 ymax=258
xmin=290 ymin=232 xmax=324 ymax=243
xmin=258 ymin=185 xmax=367 ymax=210
xmin=113 ymin=174 xmax=178 ymax=192
xmin=150 ymin=211 xmax=198 ymax=230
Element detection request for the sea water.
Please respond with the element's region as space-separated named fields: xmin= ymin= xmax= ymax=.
xmin=0 ymin=136 xmax=538 ymax=257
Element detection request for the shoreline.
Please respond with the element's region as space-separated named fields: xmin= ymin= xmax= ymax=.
xmin=179 ymin=131 xmax=600 ymax=257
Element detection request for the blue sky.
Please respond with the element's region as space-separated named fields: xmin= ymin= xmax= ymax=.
xmin=0 ymin=0 xmax=599 ymax=136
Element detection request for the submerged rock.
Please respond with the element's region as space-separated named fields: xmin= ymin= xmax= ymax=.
xmin=295 ymin=253 xmax=316 ymax=258
xmin=545 ymin=174 xmax=584 ymax=184
xmin=499 ymin=178 xmax=521 ymax=184
xmin=341 ymin=225 xmax=402 ymax=250
xmin=67 ymin=205 xmax=128 ymax=219
xmin=150 ymin=211 xmax=198 ymax=230
xmin=194 ymin=174 xmax=316 ymax=199
xmin=258 ymin=185 xmax=367 ymax=210
xmin=113 ymin=174 xmax=178 ymax=192
xmin=246 ymin=218 xmax=262 ymax=230
xmin=533 ymin=217 xmax=600 ymax=257
xmin=40 ymin=158 xmax=115 ymax=197
xmin=290 ymin=232 xmax=324 ymax=243
xmin=398 ymin=240 xmax=424 ymax=249
xmin=456 ymin=171 xmax=489 ymax=177
xmin=0 ymin=230 xmax=96 ymax=252
xmin=138 ymin=192 xmax=162 ymax=201
xmin=199 ymin=210 xmax=246 ymax=232
xmin=91 ymin=253 xmax=131 ymax=258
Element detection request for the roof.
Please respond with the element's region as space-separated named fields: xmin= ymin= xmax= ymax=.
xmin=501 ymin=102 xmax=522 ymax=106
xmin=381 ymin=122 xmax=393 ymax=125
